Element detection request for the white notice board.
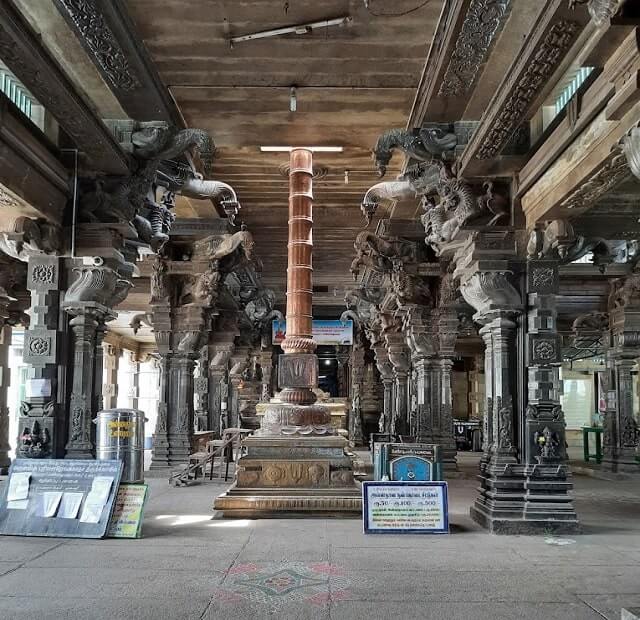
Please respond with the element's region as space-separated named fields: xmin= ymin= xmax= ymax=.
xmin=362 ymin=481 xmax=449 ymax=534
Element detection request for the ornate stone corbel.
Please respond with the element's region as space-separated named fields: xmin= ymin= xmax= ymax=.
xmin=64 ymin=266 xmax=132 ymax=309
xmin=460 ymin=271 xmax=522 ymax=322
xmin=622 ymin=125 xmax=640 ymax=182
xmin=0 ymin=217 xmax=62 ymax=262
xmin=570 ymin=0 xmax=626 ymax=28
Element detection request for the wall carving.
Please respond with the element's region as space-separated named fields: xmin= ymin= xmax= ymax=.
xmin=438 ymin=0 xmax=512 ymax=97
xmin=475 ymin=20 xmax=580 ymax=159
xmin=559 ymin=150 xmax=630 ymax=211
xmin=53 ymin=0 xmax=141 ymax=90
xmin=28 ymin=336 xmax=50 ymax=356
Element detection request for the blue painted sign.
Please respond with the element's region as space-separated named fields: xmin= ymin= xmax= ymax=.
xmin=363 ymin=481 xmax=449 ymax=535
xmin=390 ymin=456 xmax=431 ymax=481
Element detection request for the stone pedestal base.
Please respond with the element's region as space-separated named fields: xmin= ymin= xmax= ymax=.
xmin=602 ymin=450 xmax=640 ymax=474
xmin=214 ymin=435 xmax=362 ymax=517
xmin=470 ymin=459 xmax=580 ymax=535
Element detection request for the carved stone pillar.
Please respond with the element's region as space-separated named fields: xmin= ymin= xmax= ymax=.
xmin=456 ymin=231 xmax=526 ymax=533
xmin=524 ymin=259 xmax=577 ymax=527
xmin=604 ymin=278 xmax=640 ymax=473
xmin=229 ymin=373 xmax=242 ymax=429
xmin=258 ymin=349 xmax=273 ymax=403
xmin=150 ymin=301 xmax=171 ymax=470
xmin=412 ymin=359 xmax=432 ymax=441
xmin=229 ymin=347 xmax=249 ymax=429
xmin=102 ymin=343 xmax=120 ymax=410
xmin=194 ymin=348 xmax=209 ymax=431
xmin=434 ymin=309 xmax=459 ymax=470
xmin=169 ymin=351 xmax=197 ymax=462
xmin=209 ymin=365 xmax=228 ymax=435
xmin=468 ymin=354 xmax=485 ymax=419
xmin=349 ymin=338 xmax=365 ymax=444
xmin=405 ymin=307 xmax=436 ymax=443
xmin=0 ymin=323 xmax=11 ymax=474
xmin=125 ymin=350 xmax=141 ymax=411
xmin=148 ymin=231 xmax=248 ymax=468
xmin=20 ymin=256 xmax=64 ymax=459
xmin=63 ymin=261 xmax=131 ymax=459
xmin=386 ymin=332 xmax=411 ymax=436
xmin=64 ymin=304 xmax=110 ymax=458
xmin=336 ymin=345 xmax=350 ymax=398
xmin=209 ymin=322 xmax=237 ymax=434
xmin=373 ymin=346 xmax=393 ymax=434
xmin=93 ymin=321 xmax=108 ymax=415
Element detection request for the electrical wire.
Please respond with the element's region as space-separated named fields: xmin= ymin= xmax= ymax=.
xmin=364 ymin=0 xmax=433 ymax=17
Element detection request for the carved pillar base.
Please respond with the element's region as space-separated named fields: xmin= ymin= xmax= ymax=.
xmin=215 ymin=148 xmax=360 ymax=516
xmin=214 ymin=434 xmax=361 ymax=517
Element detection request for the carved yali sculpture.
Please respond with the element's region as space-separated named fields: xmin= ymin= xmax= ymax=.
xmin=421 ymin=166 xmax=509 ymax=252
xmin=373 ymin=127 xmax=457 ymax=177
xmin=79 ymin=121 xmax=239 ymax=251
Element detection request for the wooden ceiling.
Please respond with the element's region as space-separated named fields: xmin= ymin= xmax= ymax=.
xmin=125 ymin=0 xmax=444 ymax=310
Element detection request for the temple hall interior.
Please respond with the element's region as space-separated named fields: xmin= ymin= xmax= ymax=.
xmin=0 ymin=1 xmax=640 ymax=619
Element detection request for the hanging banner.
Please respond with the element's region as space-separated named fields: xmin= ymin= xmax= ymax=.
xmin=272 ymin=320 xmax=353 ymax=346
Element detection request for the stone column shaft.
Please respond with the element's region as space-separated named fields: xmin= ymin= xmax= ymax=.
xmin=102 ymin=344 xmax=120 ymax=410
xmin=521 ymin=259 xmax=577 ymax=530
xmin=65 ymin=306 xmax=108 ymax=459
xmin=381 ymin=377 xmax=393 ymax=434
xmin=0 ymin=324 xmax=12 ymax=473
xmin=150 ymin=355 xmax=170 ymax=469
xmin=208 ymin=367 xmax=226 ymax=435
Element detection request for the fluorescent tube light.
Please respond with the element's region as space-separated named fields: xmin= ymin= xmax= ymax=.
xmin=230 ymin=16 xmax=352 ymax=45
xmin=260 ymin=146 xmax=344 ymax=152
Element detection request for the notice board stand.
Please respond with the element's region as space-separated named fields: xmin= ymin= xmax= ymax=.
xmin=0 ymin=459 xmax=123 ymax=538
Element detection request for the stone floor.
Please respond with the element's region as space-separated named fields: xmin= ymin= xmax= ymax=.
xmin=0 ymin=453 xmax=639 ymax=620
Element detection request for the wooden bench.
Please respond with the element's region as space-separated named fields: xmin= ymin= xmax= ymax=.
xmin=170 ymin=427 xmax=253 ymax=486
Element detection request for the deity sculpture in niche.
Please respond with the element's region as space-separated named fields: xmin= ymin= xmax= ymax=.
xmin=18 ymin=422 xmax=50 ymax=458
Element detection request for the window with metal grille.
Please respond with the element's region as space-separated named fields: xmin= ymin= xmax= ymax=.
xmin=0 ymin=60 xmax=45 ymax=131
